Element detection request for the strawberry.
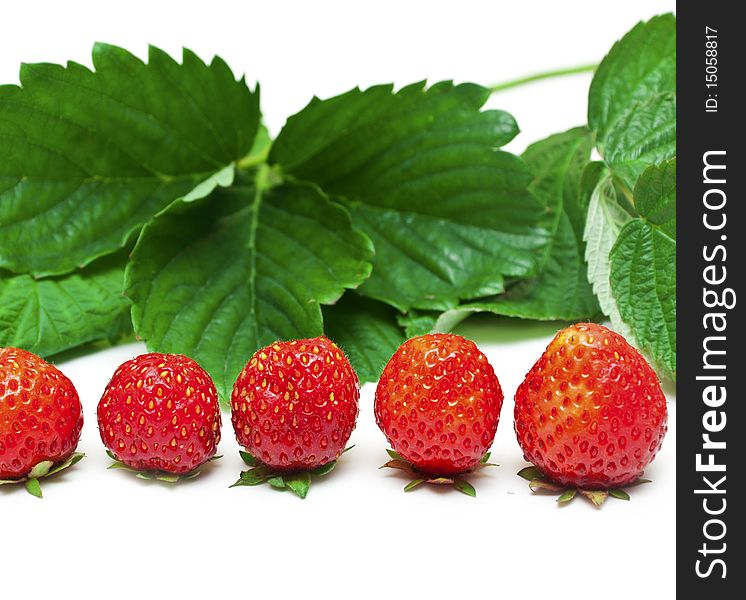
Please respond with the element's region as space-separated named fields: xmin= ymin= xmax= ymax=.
xmin=230 ymin=337 xmax=359 ymax=498
xmin=97 ymin=353 xmax=221 ymax=480
xmin=374 ymin=334 xmax=503 ymax=495
xmin=514 ymin=322 xmax=668 ymax=506
xmin=0 ymin=348 xmax=84 ymax=498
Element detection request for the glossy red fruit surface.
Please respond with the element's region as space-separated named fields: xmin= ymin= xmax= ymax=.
xmin=231 ymin=337 xmax=359 ymax=472
xmin=97 ymin=353 xmax=221 ymax=474
xmin=375 ymin=334 xmax=503 ymax=476
xmin=514 ymin=323 xmax=668 ymax=489
xmin=0 ymin=348 xmax=83 ymax=479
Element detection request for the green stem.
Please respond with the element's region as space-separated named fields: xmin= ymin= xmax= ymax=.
xmin=488 ymin=63 xmax=597 ymax=94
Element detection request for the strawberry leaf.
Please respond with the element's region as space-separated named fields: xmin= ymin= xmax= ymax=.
xmin=583 ymin=170 xmax=637 ymax=343
xmin=0 ymin=252 xmax=131 ymax=357
xmin=610 ymin=160 xmax=676 ymax=378
xmin=422 ymin=127 xmax=601 ymax=323
xmin=270 ymin=81 xmax=552 ymax=312
xmin=0 ymin=44 xmax=259 ymax=276
xmin=477 ymin=127 xmax=600 ymax=320
xmin=588 ymin=14 xmax=676 ymax=189
xmin=126 ymin=172 xmax=373 ymax=400
xmin=322 ymin=293 xmax=406 ymax=383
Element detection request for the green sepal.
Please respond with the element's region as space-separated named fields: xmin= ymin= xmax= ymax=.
xmin=0 ymin=452 xmax=85 ymax=498
xmin=27 ymin=461 xmax=54 ymax=479
xmin=454 ymin=479 xmax=477 ymax=498
xmin=403 ymin=479 xmax=426 ymax=492
xmin=609 ymin=489 xmax=631 ymax=501
xmin=284 ymin=472 xmax=311 ymax=499
xmin=25 ymin=478 xmax=43 ymax=498
xmin=379 ymin=459 xmax=411 ymax=471
xmin=517 ymin=465 xmax=650 ymax=507
xmin=517 ymin=466 xmax=544 ymax=481
xmin=46 ymin=453 xmax=85 ymax=476
xmin=379 ymin=448 xmax=491 ymax=497
xmin=386 ymin=449 xmax=404 ymax=461
xmin=267 ymin=476 xmax=286 ymax=489
xmin=557 ymin=489 xmax=577 ymax=503
xmin=310 ymin=461 xmax=337 ymax=477
xmin=478 ymin=452 xmax=499 ymax=467
xmin=529 ymin=479 xmax=564 ymax=493
xmin=580 ymin=490 xmax=609 ymax=507
xmin=239 ymin=451 xmax=260 ymax=467
xmin=105 ymin=451 xmax=212 ymax=483
xmin=230 ymin=449 xmax=350 ymax=498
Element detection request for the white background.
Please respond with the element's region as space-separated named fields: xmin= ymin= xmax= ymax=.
xmin=1 ymin=1 xmax=676 ymax=598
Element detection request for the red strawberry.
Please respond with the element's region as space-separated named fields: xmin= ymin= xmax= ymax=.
xmin=97 ymin=353 xmax=221 ymax=479
xmin=230 ymin=337 xmax=359 ymax=498
xmin=374 ymin=334 xmax=503 ymax=494
xmin=514 ymin=323 xmax=668 ymax=505
xmin=0 ymin=348 xmax=84 ymax=497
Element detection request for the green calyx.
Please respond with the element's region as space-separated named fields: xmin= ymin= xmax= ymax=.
xmin=517 ymin=466 xmax=650 ymax=507
xmin=0 ymin=452 xmax=85 ymax=498
xmin=105 ymin=450 xmax=221 ymax=483
xmin=230 ymin=447 xmax=353 ymax=499
xmin=380 ymin=449 xmax=497 ymax=498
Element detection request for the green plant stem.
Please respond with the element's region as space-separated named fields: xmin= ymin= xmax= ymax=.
xmin=489 ymin=63 xmax=597 ymax=94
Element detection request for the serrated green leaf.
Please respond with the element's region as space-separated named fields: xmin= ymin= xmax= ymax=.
xmin=284 ymin=472 xmax=311 ymax=499
xmin=583 ymin=172 xmax=637 ymax=343
xmin=480 ymin=453 xmax=491 ymax=464
xmin=609 ymin=489 xmax=631 ymax=501
xmin=154 ymin=473 xmax=181 ymax=483
xmin=453 ymin=478 xmax=477 ymax=497
xmin=0 ymin=43 xmax=259 ymax=276
xmin=634 ymin=159 xmax=676 ymax=238
xmin=126 ymin=172 xmax=373 ymax=400
xmin=24 ymin=478 xmax=43 ymax=498
xmin=0 ymin=252 xmax=131 ymax=357
xmin=271 ymin=81 xmax=552 ymax=311
xmin=322 ymin=293 xmax=406 ymax=383
xmin=463 ymin=127 xmax=600 ymax=320
xmin=607 ymin=161 xmax=676 ymax=378
xmin=589 ymin=14 xmax=676 ymax=187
